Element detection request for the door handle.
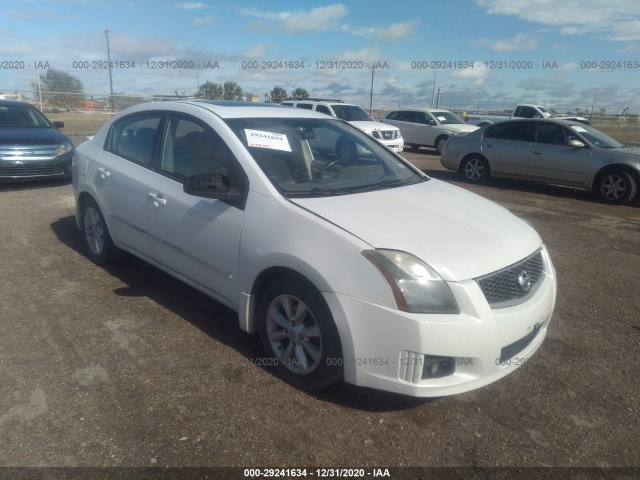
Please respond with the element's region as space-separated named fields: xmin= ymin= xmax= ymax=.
xmin=486 ymin=143 xmax=492 ymax=148
xmin=533 ymin=151 xmax=541 ymax=155
xmin=148 ymin=192 xmax=167 ymax=206
xmin=97 ymin=167 xmax=110 ymax=178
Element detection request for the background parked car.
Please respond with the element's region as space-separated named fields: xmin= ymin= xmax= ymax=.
xmin=381 ymin=108 xmax=479 ymax=154
xmin=0 ymin=100 xmax=74 ymax=181
xmin=441 ymin=118 xmax=640 ymax=204
xmin=281 ymin=99 xmax=404 ymax=158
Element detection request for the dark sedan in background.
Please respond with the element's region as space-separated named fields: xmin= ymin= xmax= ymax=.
xmin=441 ymin=118 xmax=640 ymax=204
xmin=0 ymin=100 xmax=74 ymax=181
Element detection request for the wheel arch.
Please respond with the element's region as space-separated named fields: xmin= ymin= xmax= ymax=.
xmin=591 ymin=164 xmax=640 ymax=193
xmin=242 ymin=266 xmax=330 ymax=335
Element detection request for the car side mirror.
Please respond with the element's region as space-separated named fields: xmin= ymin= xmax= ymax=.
xmin=52 ymin=121 xmax=65 ymax=129
xmin=568 ymin=139 xmax=586 ymax=148
xmin=183 ymin=173 xmax=242 ymax=205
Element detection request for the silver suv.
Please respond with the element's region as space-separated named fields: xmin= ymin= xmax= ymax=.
xmin=281 ymin=99 xmax=404 ymax=157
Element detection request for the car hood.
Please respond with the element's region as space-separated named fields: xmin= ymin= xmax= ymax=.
xmin=612 ymin=146 xmax=640 ymax=159
xmin=0 ymin=127 xmax=70 ymax=145
xmin=440 ymin=124 xmax=479 ymax=134
xmin=350 ymin=120 xmax=399 ymax=132
xmin=290 ymin=179 xmax=542 ymax=281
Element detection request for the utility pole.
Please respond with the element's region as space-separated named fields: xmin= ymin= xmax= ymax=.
xmin=589 ymin=88 xmax=598 ymax=123
xmin=105 ymin=29 xmax=115 ymax=111
xmin=369 ymin=64 xmax=375 ymax=115
xmin=431 ymin=64 xmax=437 ymax=107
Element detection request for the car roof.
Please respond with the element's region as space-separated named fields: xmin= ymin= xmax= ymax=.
xmin=487 ymin=118 xmax=584 ymax=127
xmin=283 ymin=99 xmax=360 ymax=108
xmin=387 ymin=107 xmax=452 ymax=113
xmin=115 ymin=100 xmax=337 ymax=120
xmin=0 ymin=99 xmax=35 ymax=108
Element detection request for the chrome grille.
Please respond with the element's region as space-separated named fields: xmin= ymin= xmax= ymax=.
xmin=0 ymin=145 xmax=59 ymax=161
xmin=476 ymin=250 xmax=545 ymax=308
xmin=380 ymin=130 xmax=395 ymax=140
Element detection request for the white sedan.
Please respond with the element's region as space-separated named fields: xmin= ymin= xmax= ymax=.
xmin=72 ymin=100 xmax=557 ymax=397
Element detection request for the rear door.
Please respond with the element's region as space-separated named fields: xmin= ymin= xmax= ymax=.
xmin=95 ymin=112 xmax=163 ymax=257
xmin=481 ymin=121 xmax=534 ymax=177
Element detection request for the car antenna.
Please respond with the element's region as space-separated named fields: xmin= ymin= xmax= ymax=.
xmin=175 ymin=90 xmax=182 ymax=100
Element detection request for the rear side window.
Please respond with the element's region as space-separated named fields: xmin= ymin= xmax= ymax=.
xmin=296 ymin=103 xmax=314 ymax=110
xmin=315 ymin=104 xmax=332 ymax=116
xmin=492 ymin=122 xmax=535 ymax=142
xmin=106 ymin=113 xmax=162 ymax=166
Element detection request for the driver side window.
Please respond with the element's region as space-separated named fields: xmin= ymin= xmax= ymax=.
xmin=160 ymin=116 xmax=234 ymax=180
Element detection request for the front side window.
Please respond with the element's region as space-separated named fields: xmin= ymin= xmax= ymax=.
xmin=535 ymin=123 xmax=567 ymax=145
xmin=315 ymin=105 xmax=332 ymax=116
xmin=159 ymin=115 xmax=236 ymax=179
xmin=225 ymin=117 xmax=426 ymax=197
xmin=107 ymin=113 xmax=162 ymax=166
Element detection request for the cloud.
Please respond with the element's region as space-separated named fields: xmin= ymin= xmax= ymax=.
xmin=452 ymin=63 xmax=489 ymax=86
xmin=175 ymin=2 xmax=211 ymax=9
xmin=474 ymin=0 xmax=640 ymax=41
xmin=193 ymin=14 xmax=214 ymax=26
xmin=470 ymin=33 xmax=537 ymax=51
xmin=240 ymin=4 xmax=348 ymax=34
xmin=341 ymin=20 xmax=420 ymax=41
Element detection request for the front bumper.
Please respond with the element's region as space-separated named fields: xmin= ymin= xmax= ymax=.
xmin=325 ymin=248 xmax=557 ymax=397
xmin=0 ymin=154 xmax=73 ymax=181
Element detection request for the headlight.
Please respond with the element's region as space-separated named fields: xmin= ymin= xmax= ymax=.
xmin=56 ymin=142 xmax=73 ymax=157
xmin=362 ymin=249 xmax=459 ymax=314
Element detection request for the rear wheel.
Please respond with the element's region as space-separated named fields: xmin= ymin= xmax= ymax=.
xmin=80 ymin=197 xmax=123 ymax=264
xmin=257 ymin=278 xmax=343 ymax=390
xmin=597 ymin=170 xmax=637 ymax=204
xmin=461 ymin=155 xmax=490 ymax=183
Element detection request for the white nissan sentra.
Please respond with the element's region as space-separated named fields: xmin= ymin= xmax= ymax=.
xmin=72 ymin=100 xmax=557 ymax=397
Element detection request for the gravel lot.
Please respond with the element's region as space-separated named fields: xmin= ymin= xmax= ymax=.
xmin=0 ymin=146 xmax=639 ymax=475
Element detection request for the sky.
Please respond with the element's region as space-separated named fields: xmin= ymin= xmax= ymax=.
xmin=1 ymin=0 xmax=640 ymax=113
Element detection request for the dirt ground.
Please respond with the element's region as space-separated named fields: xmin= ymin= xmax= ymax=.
xmin=0 ymin=134 xmax=639 ymax=478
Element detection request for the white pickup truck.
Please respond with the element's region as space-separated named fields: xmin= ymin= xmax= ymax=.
xmin=465 ymin=104 xmax=591 ymax=127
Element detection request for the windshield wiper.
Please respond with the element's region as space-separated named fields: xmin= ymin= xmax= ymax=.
xmin=286 ymin=186 xmax=351 ymax=197
xmin=350 ymin=178 xmax=415 ymax=193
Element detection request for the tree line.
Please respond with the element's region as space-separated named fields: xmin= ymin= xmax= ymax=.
xmin=30 ymin=68 xmax=311 ymax=109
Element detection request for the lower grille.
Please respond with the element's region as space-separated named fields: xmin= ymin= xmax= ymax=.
xmin=0 ymin=166 xmax=66 ymax=177
xmin=499 ymin=323 xmax=542 ymax=363
xmin=476 ymin=250 xmax=545 ymax=308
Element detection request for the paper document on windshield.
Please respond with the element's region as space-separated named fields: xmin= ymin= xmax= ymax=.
xmin=245 ymin=129 xmax=292 ymax=152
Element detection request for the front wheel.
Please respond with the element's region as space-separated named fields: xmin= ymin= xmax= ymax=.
xmin=435 ymin=136 xmax=449 ymax=155
xmin=461 ymin=155 xmax=490 ymax=183
xmin=80 ymin=197 xmax=123 ymax=265
xmin=257 ymin=278 xmax=343 ymax=390
xmin=597 ymin=170 xmax=637 ymax=204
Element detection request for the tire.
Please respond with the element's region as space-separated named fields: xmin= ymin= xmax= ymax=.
xmin=597 ymin=170 xmax=637 ymax=204
xmin=435 ymin=135 xmax=449 ymax=155
xmin=461 ymin=155 xmax=490 ymax=183
xmin=80 ymin=197 xmax=123 ymax=265
xmin=257 ymin=278 xmax=343 ymax=390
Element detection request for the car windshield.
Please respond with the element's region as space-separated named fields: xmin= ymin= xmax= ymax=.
xmin=0 ymin=103 xmax=53 ymax=128
xmin=330 ymin=105 xmax=373 ymax=122
xmin=225 ymin=117 xmax=426 ymax=197
xmin=569 ymin=124 xmax=624 ymax=148
xmin=431 ymin=111 xmax=465 ymax=125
